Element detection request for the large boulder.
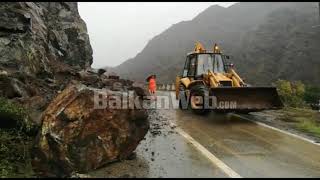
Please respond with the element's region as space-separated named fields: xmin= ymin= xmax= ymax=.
xmin=31 ymin=83 xmax=149 ymax=177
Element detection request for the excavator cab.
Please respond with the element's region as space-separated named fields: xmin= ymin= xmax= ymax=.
xmin=175 ymin=42 xmax=283 ymax=114
xmin=182 ymin=53 xmax=228 ymax=79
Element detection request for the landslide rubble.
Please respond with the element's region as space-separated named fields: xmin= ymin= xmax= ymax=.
xmin=0 ymin=2 xmax=150 ymax=177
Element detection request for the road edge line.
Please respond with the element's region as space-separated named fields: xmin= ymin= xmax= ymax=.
xmin=170 ymin=122 xmax=242 ymax=178
xmin=233 ymin=114 xmax=320 ymax=146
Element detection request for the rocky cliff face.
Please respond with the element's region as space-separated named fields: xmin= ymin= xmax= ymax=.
xmin=0 ymin=2 xmax=92 ymax=77
xmin=0 ymin=2 xmax=93 ymax=123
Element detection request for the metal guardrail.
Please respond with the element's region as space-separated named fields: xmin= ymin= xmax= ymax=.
xmin=142 ymin=83 xmax=175 ymax=91
xmin=156 ymin=84 xmax=176 ymax=91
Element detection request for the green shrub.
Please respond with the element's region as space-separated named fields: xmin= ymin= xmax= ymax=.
xmin=0 ymin=129 xmax=34 ymax=177
xmin=0 ymin=98 xmax=37 ymax=177
xmin=304 ymin=85 xmax=320 ymax=104
xmin=0 ymin=97 xmax=38 ymax=135
xmin=274 ymin=79 xmax=306 ymax=107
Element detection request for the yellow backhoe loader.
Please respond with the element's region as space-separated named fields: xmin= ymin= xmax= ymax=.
xmin=175 ymin=42 xmax=283 ymax=114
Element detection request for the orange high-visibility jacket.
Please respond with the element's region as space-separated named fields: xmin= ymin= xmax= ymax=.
xmin=149 ymin=78 xmax=156 ymax=91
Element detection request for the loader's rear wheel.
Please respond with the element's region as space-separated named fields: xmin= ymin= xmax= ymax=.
xmin=189 ymin=84 xmax=210 ymax=115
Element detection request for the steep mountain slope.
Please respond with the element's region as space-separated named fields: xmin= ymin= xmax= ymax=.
xmin=236 ymin=3 xmax=320 ymax=85
xmin=114 ymin=2 xmax=319 ymax=85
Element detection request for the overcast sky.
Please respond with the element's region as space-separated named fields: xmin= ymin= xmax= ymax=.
xmin=78 ymin=2 xmax=236 ymax=68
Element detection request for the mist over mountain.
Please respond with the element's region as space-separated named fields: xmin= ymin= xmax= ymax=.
xmin=114 ymin=2 xmax=320 ymax=85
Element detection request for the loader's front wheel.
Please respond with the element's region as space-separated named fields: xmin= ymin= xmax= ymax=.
xmin=178 ymin=84 xmax=187 ymax=110
xmin=189 ymin=84 xmax=210 ymax=115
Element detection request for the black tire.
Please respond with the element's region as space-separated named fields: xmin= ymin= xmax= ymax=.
xmin=189 ymin=84 xmax=210 ymax=115
xmin=178 ymin=84 xmax=187 ymax=110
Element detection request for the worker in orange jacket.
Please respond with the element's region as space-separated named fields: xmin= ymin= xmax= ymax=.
xmin=148 ymin=75 xmax=157 ymax=99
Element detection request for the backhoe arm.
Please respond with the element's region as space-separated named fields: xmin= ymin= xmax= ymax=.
xmin=229 ymin=68 xmax=245 ymax=87
xmin=206 ymin=70 xmax=219 ymax=87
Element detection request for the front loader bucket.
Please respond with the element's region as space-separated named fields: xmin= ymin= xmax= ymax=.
xmin=210 ymin=87 xmax=283 ymax=113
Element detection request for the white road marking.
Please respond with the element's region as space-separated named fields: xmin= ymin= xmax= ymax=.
xmin=169 ymin=122 xmax=242 ymax=178
xmin=233 ymin=114 xmax=320 ymax=146
xmin=312 ymin=24 xmax=320 ymax=28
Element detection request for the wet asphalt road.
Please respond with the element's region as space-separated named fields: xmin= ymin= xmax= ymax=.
xmin=173 ymin=110 xmax=320 ymax=177
xmin=89 ymin=91 xmax=320 ymax=178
